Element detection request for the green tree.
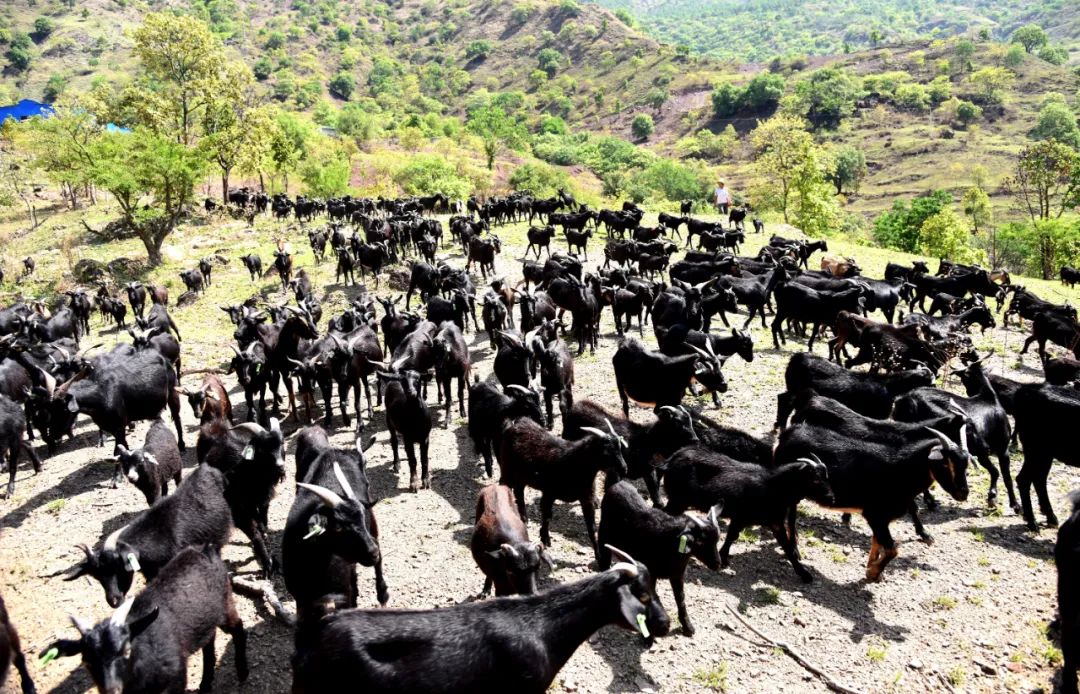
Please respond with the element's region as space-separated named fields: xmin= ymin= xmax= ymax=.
xmin=467 ymin=104 xmax=525 ymax=169
xmin=828 ymin=145 xmax=867 ymax=195
xmin=750 ymin=114 xmax=820 ymax=223
xmin=32 ymin=17 xmax=54 ymax=41
xmin=5 ymin=32 xmax=32 ymax=72
xmin=297 ymin=135 xmax=351 ymax=197
xmin=895 ymin=83 xmax=930 ymax=112
xmin=793 ymin=67 xmax=861 ymax=129
xmin=394 ymin=154 xmax=472 ymax=198
xmin=956 ymin=100 xmax=982 ymax=126
xmin=329 ymin=72 xmax=355 ymax=100
xmin=919 ymin=207 xmax=983 ymax=264
xmin=742 ymin=73 xmax=785 ymax=111
xmin=88 ymin=129 xmax=209 ymax=265
xmin=465 ymin=40 xmax=492 ymax=61
xmin=508 ymin=161 xmax=570 ymax=197
xmin=1011 ymin=24 xmax=1048 ymax=54
xmin=269 ymin=110 xmax=313 ymax=192
xmin=711 ymin=82 xmax=743 ymax=118
xmin=630 ymin=113 xmax=654 ymax=140
xmin=199 ymin=64 xmax=276 ymax=201
xmin=1004 ymin=140 xmax=1080 ymax=225
xmin=1031 ymin=97 xmax=1080 ymax=149
xmin=645 ymin=88 xmax=669 ymax=110
xmin=537 ymin=48 xmax=562 ymax=78
xmin=42 ymin=73 xmax=67 ymax=103
xmin=872 ymin=190 xmax=952 ymax=252
xmin=336 ymin=104 xmax=380 ymax=143
xmin=967 ymin=67 xmax=1015 ymax=105
xmin=952 ymin=39 xmax=976 ymax=74
xmin=253 ymin=57 xmax=273 ymax=81
xmin=132 ymin=13 xmax=227 ymax=145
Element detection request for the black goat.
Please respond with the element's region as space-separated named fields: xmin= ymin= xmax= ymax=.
xmin=598 ymin=480 xmax=720 ymax=635
xmin=612 ymin=336 xmax=724 ymax=417
xmin=1014 ymin=383 xmax=1080 ymax=529
xmin=1056 ymin=491 xmax=1080 ymax=694
xmin=198 ymin=418 xmax=287 ymax=577
xmin=47 ymin=545 xmax=247 ymax=694
xmin=468 ymin=377 xmax=545 ymax=478
xmin=114 ymin=419 xmax=183 ymax=506
xmin=538 ymin=338 xmax=574 ymax=426
xmin=291 ymin=548 xmax=669 ymax=693
xmin=775 ymin=352 xmax=934 ymax=429
xmin=378 ymin=370 xmax=433 ymax=492
xmin=285 ymin=428 xmax=386 ymax=619
xmin=432 ymin=321 xmax=471 ymax=424
xmin=0 ymin=394 xmax=39 ymax=499
xmin=241 ymin=254 xmax=262 ymax=281
xmin=662 ymin=448 xmax=832 ymax=582
xmin=60 ymin=463 xmax=233 ymax=607
xmin=0 ymin=593 xmax=33 ymax=694
xmin=499 ymin=418 xmax=627 ymax=561
xmin=775 ymin=423 xmax=970 ymax=581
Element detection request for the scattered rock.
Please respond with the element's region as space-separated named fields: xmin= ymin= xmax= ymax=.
xmin=909 ymin=660 xmax=923 ymax=670
xmin=72 ymin=259 xmax=107 ymax=284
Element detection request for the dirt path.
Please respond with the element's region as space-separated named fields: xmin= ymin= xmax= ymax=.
xmin=1 ymin=218 xmax=1076 ymax=694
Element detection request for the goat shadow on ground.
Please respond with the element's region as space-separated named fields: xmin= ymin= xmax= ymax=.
xmin=2 ymin=437 xmax=116 ymax=530
xmin=590 ymin=625 xmax=665 ymax=693
xmin=977 ymin=522 xmax=1057 ymax=561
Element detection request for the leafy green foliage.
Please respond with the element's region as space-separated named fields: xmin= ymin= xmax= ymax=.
xmin=32 ymin=17 xmax=53 ymax=42
xmin=873 ymin=190 xmax=953 ymax=252
xmin=711 ymin=73 xmax=785 ymax=118
xmin=919 ymin=207 xmax=984 ymax=263
xmin=956 ymin=100 xmax=982 ymax=126
xmin=631 ymin=113 xmax=654 ymax=139
xmin=1031 ymin=96 xmax=1080 ymax=149
xmin=1012 ymin=24 xmax=1048 ymax=53
xmin=508 ymin=161 xmax=571 ymax=197
xmin=537 ymin=48 xmax=563 ymax=78
xmin=829 ymin=145 xmax=867 ymax=195
xmin=329 ymin=71 xmax=356 ymax=100
xmin=465 ymin=40 xmax=492 ymax=61
xmin=793 ymin=68 xmax=861 ymax=129
xmin=394 ymin=153 xmax=472 ymax=198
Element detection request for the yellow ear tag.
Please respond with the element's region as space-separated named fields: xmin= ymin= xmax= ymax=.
xmin=40 ymin=647 xmax=59 ymax=665
xmin=678 ymin=535 xmax=690 ymax=554
xmin=242 ymin=445 xmax=255 ymax=460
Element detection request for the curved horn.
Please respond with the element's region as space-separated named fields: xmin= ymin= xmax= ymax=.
xmin=708 ymin=504 xmax=722 ymax=530
xmin=70 ymin=614 xmax=94 ymax=637
xmin=110 ymin=597 xmax=135 ymax=627
xmin=795 ymin=457 xmax=828 ymax=478
xmin=230 ymin=345 xmax=242 ymax=358
xmin=333 ymin=462 xmax=358 ymax=502
xmin=604 ymin=417 xmax=618 ymax=439
xmin=580 ymin=426 xmax=608 ymax=439
xmin=657 ymin=405 xmax=680 ymax=416
xmin=500 ymin=543 xmax=520 ymax=559
xmin=959 ymin=423 xmax=969 ymax=455
xmin=230 ymin=422 xmax=266 ymax=437
xmin=103 ymin=526 xmax=125 ymax=552
xmin=505 ymin=384 xmax=532 ymax=397
xmin=297 ymin=482 xmax=345 ymax=509
xmin=604 ymin=545 xmax=640 ymax=578
xmin=924 ymin=427 xmax=954 ymax=450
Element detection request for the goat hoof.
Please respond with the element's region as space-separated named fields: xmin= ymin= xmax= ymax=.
xmin=919 ymin=534 xmax=935 ymax=545
xmin=682 ymin=625 xmax=695 ymax=638
xmin=409 ymin=480 xmax=420 ymax=493
xmin=797 ymin=570 xmax=813 ymax=584
xmin=422 ymin=477 xmax=432 ymax=490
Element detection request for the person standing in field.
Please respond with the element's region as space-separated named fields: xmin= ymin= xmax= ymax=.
xmin=714 ymin=180 xmax=731 ymax=215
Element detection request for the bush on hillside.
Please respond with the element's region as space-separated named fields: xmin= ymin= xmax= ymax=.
xmin=394 ymin=154 xmax=473 ymax=198
xmin=873 ymin=189 xmax=952 ymax=252
xmin=508 ymin=161 xmax=571 ymax=197
xmin=631 ymin=113 xmax=654 ymax=140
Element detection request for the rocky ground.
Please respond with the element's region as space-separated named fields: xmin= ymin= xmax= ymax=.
xmin=2 ymin=216 xmax=1078 ymax=694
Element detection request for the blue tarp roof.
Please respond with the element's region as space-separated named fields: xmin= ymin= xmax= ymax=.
xmin=0 ymin=99 xmax=53 ymax=123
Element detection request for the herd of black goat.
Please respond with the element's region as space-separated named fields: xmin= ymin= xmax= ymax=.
xmin=2 ymin=189 xmax=1080 ymax=694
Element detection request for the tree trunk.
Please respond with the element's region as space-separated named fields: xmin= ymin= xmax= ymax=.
xmin=221 ymin=171 xmax=230 ymax=204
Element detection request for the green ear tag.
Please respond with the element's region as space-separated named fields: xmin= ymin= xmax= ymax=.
xmin=253 ymin=363 xmax=261 ymax=374
xmin=636 ymin=613 xmax=650 ymax=638
xmin=39 ymin=647 xmax=59 ymax=666
xmin=126 ymin=552 xmax=141 ymax=572
xmin=303 ymin=516 xmax=325 ymax=540
xmin=678 ymin=535 xmax=690 ymax=554
xmin=242 ymin=445 xmax=255 ymax=460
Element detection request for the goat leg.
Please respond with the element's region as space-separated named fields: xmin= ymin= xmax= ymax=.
xmin=198 ymin=635 xmax=216 ymax=693
xmin=670 ymin=574 xmax=694 ymax=637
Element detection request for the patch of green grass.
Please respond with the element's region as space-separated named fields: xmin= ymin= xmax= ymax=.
xmin=946 ymin=666 xmax=966 ymax=687
xmin=966 ymin=527 xmax=985 ymax=542
xmin=932 ymin=595 xmax=958 ymax=610
xmin=977 ymin=555 xmax=990 ymax=567
xmin=44 ymin=498 xmax=66 ymax=514
xmin=829 ymin=548 xmax=847 ymax=564
xmin=966 ymin=595 xmax=983 ymax=606
xmin=866 ymin=641 xmax=887 ymax=663
xmin=754 ymin=585 xmax=781 ymax=606
xmin=691 ymin=662 xmax=728 ymax=691
xmin=738 ymin=528 xmax=759 ymax=542
xmin=1037 ymin=630 xmax=1064 ymax=666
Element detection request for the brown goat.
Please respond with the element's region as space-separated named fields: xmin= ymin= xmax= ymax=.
xmin=178 ymin=374 xmax=233 ymax=424
xmin=471 ymin=485 xmax=550 ymax=597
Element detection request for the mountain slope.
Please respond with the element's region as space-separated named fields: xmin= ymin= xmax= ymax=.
xmin=589 ymin=0 xmax=1080 ymax=61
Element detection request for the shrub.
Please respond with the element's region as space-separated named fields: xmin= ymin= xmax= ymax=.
xmin=329 ymin=71 xmax=355 ymax=100
xmin=509 ymin=161 xmax=571 ymax=197
xmin=32 ymin=17 xmax=53 ymax=41
xmin=956 ymin=100 xmax=983 ymax=126
xmin=712 ymin=82 xmax=742 ymax=117
xmin=631 ymin=113 xmax=654 ymax=139
xmin=1039 ymin=45 xmax=1069 ymax=66
xmin=395 ymin=154 xmax=472 ymax=198
xmin=537 ymin=115 xmax=568 ymax=135
xmin=465 ymin=40 xmax=492 ymax=61
xmin=265 ymin=31 xmax=285 ymax=50
xmin=253 ymin=57 xmax=273 ymax=81
xmin=538 ymin=48 xmax=562 ymax=77
xmin=895 ymin=83 xmax=930 ymax=112
xmin=1003 ymin=44 xmax=1025 ymax=68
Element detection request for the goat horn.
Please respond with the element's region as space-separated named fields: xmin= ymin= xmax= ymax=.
xmin=505 ymin=384 xmax=531 ymax=396
xmin=580 ymin=426 xmax=608 ymax=439
xmin=708 ymin=504 xmax=722 ymax=530
xmin=269 ymin=417 xmax=281 ymax=436
xmin=333 ymin=462 xmax=358 ymax=502
xmin=103 ymin=525 xmax=125 ymax=552
xmin=947 ymin=399 xmax=968 ymax=418
xmin=230 ymin=345 xmax=242 ymax=357
xmin=230 ymin=423 xmax=266 ymax=437
xmin=959 ymin=423 xmax=969 ymax=455
xmin=657 ymin=405 xmax=680 ymax=416
xmin=795 ymin=457 xmax=828 ymax=479
xmin=287 ymin=357 xmax=304 ymax=368
xmin=604 ymin=418 xmax=618 ymax=439
xmin=924 ymin=427 xmax=954 ymax=450
xmin=500 ymin=543 xmax=520 ymax=559
xmin=70 ymin=614 xmax=94 ymax=637
xmin=297 ymin=482 xmax=345 ymax=509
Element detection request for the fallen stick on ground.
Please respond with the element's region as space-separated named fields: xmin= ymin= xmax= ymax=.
xmin=232 ymin=577 xmax=296 ymax=627
xmin=725 ymin=605 xmax=866 ymax=694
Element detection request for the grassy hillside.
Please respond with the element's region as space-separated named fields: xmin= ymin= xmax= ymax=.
xmin=589 ymin=0 xmax=1080 ymax=61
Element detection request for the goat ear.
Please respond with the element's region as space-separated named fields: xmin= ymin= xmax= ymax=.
xmin=41 ymin=638 xmax=83 ymax=663
xmin=65 ymin=397 xmax=80 ymax=413
xmin=128 ymin=606 xmax=159 ymax=638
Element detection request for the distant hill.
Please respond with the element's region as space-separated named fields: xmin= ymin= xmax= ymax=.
xmin=587 ymin=0 xmax=1080 ymax=62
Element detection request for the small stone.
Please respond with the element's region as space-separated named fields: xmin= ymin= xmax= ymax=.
xmin=634 ymin=676 xmax=655 ymax=692
xmin=908 ymin=660 xmax=923 ymax=670
xmin=975 ymin=659 xmax=996 ymax=675
xmin=1006 ymin=662 xmax=1024 ymax=673
xmin=793 ymin=616 xmax=806 ymax=627
xmin=562 ymin=678 xmax=578 ymax=692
